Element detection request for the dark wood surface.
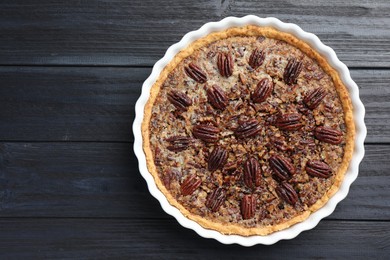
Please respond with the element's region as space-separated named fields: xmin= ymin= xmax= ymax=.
xmin=0 ymin=0 xmax=389 ymax=258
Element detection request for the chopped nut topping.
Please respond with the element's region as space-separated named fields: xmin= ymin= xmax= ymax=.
xmin=149 ymin=33 xmax=347 ymax=231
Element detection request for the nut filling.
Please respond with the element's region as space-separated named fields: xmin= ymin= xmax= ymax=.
xmin=148 ymin=32 xmax=350 ymax=233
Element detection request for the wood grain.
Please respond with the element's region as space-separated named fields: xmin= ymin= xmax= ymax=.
xmin=0 ymin=218 xmax=388 ymax=258
xmin=0 ymin=1 xmax=388 ymax=256
xmin=0 ymin=66 xmax=150 ymax=142
xmin=0 ymin=142 xmax=388 ymax=220
xmin=0 ymin=1 xmax=389 ymax=67
xmin=0 ymin=67 xmax=388 ymax=142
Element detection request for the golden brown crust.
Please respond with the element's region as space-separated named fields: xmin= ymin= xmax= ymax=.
xmin=142 ymin=25 xmax=355 ymax=236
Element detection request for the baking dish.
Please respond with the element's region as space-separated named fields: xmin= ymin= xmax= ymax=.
xmin=133 ymin=16 xmax=366 ymax=246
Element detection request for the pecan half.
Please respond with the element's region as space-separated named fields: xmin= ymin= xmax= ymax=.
xmin=269 ymin=155 xmax=295 ymax=181
xmin=243 ymin=157 xmax=262 ymax=188
xmin=234 ymin=119 xmax=261 ymax=139
xmin=192 ymin=124 xmax=220 ymax=143
xmin=303 ymin=87 xmax=327 ymax=109
xmin=208 ymin=146 xmax=228 ymax=172
xmin=167 ymin=91 xmax=192 ymax=110
xmin=283 ymin=58 xmax=303 ymax=85
xmin=180 ymin=175 xmax=202 ymax=196
xmin=166 ymin=136 xmax=192 ymax=152
xmin=306 ymin=160 xmax=332 ymax=178
xmin=314 ymin=126 xmax=343 ymax=144
xmin=184 ymin=63 xmax=207 ymax=83
xmin=241 ymin=194 xmax=256 ymax=220
xmin=276 ymin=182 xmax=298 ymax=205
xmin=207 ymin=85 xmax=228 ymax=110
xmin=205 ymin=187 xmax=227 ymax=212
xmin=217 ymin=52 xmax=234 ymax=77
xmin=248 ymin=48 xmax=265 ymax=69
xmin=275 ymin=113 xmax=302 ymax=131
xmin=251 ymin=78 xmax=273 ymax=103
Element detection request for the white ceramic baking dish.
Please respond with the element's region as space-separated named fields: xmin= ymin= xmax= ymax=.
xmin=133 ymin=16 xmax=366 ymax=246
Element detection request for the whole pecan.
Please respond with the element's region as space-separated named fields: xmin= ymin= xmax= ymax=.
xmin=241 ymin=194 xmax=256 ymax=220
xmin=207 ymin=85 xmax=229 ymax=110
xmin=243 ymin=157 xmax=262 ymax=188
xmin=248 ymin=48 xmax=265 ymax=69
xmin=314 ymin=126 xmax=343 ymax=144
xmin=180 ymin=175 xmax=202 ymax=196
xmin=166 ymin=136 xmax=192 ymax=152
xmin=192 ymin=124 xmax=220 ymax=143
xmin=276 ymin=182 xmax=298 ymax=205
xmin=184 ymin=63 xmax=207 ymax=83
xmin=217 ymin=52 xmax=234 ymax=77
xmin=208 ymin=146 xmax=228 ymax=172
xmin=167 ymin=91 xmax=192 ymax=110
xmin=306 ymin=160 xmax=332 ymax=178
xmin=269 ymin=155 xmax=295 ymax=181
xmin=303 ymin=87 xmax=327 ymax=109
xmin=251 ymin=78 xmax=273 ymax=103
xmin=275 ymin=113 xmax=302 ymax=131
xmin=205 ymin=187 xmax=227 ymax=212
xmin=234 ymin=119 xmax=261 ymax=139
xmin=283 ymin=58 xmax=303 ymax=85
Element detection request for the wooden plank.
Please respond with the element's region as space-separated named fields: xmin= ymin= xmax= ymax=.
xmin=0 ymin=218 xmax=388 ymax=258
xmin=331 ymin=143 xmax=390 ymax=220
xmin=357 ymin=69 xmax=390 ymax=143
xmin=0 ymin=1 xmax=389 ymax=67
xmin=0 ymin=142 xmax=388 ymax=220
xmin=0 ymin=67 xmax=388 ymax=142
xmin=0 ymin=66 xmax=151 ymax=142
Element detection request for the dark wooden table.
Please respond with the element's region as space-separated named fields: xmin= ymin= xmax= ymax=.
xmin=0 ymin=1 xmax=389 ymax=258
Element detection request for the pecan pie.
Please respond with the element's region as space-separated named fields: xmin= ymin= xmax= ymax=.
xmin=142 ymin=26 xmax=355 ymax=236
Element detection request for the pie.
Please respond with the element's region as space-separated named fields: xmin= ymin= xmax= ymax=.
xmin=141 ymin=25 xmax=355 ymax=236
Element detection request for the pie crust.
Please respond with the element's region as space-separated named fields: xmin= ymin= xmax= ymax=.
xmin=141 ymin=25 xmax=355 ymax=236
